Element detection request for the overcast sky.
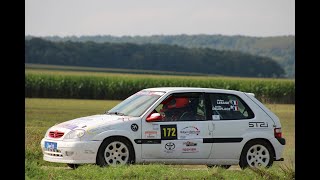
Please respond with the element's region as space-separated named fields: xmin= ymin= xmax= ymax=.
xmin=25 ymin=0 xmax=295 ymax=37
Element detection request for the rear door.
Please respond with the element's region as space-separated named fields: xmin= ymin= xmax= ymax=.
xmin=206 ymin=93 xmax=255 ymax=159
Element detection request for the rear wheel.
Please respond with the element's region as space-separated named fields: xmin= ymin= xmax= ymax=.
xmin=239 ymin=140 xmax=274 ymax=169
xmin=96 ymin=137 xmax=135 ymax=167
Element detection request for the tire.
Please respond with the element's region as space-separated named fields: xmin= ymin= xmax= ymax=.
xmin=207 ymin=165 xmax=231 ymax=169
xmin=239 ymin=140 xmax=274 ymax=169
xmin=96 ymin=137 xmax=135 ymax=167
xmin=67 ymin=164 xmax=79 ymax=169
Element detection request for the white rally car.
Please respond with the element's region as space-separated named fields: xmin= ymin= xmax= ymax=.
xmin=41 ymin=87 xmax=285 ymax=169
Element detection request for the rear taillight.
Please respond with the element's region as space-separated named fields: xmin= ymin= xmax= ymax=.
xmin=274 ymin=128 xmax=282 ymax=138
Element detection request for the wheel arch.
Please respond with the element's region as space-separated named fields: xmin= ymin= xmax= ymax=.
xmin=96 ymin=135 xmax=136 ymax=164
xmin=240 ymin=138 xmax=276 ymax=160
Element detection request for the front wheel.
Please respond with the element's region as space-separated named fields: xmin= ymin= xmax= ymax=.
xmin=96 ymin=137 xmax=134 ymax=167
xmin=67 ymin=164 xmax=79 ymax=169
xmin=239 ymin=140 xmax=274 ymax=169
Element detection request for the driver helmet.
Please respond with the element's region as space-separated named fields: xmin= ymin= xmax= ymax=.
xmin=161 ymin=97 xmax=189 ymax=112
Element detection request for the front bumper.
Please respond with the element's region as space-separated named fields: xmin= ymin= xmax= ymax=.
xmin=41 ymin=138 xmax=102 ymax=164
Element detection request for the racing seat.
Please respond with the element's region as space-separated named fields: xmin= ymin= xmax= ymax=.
xmin=179 ymin=98 xmax=198 ymax=120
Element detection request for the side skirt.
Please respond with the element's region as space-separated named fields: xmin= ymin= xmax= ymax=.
xmin=138 ymin=158 xmax=239 ymax=165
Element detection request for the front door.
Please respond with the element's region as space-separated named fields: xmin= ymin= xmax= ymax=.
xmin=141 ymin=92 xmax=214 ymax=159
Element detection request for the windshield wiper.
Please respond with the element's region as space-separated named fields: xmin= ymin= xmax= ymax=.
xmin=106 ymin=111 xmax=125 ymax=116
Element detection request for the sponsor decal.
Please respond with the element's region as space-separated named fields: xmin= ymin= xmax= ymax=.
xmin=145 ymin=131 xmax=158 ymax=138
xmin=134 ymin=139 xmax=161 ymax=144
xmin=182 ymin=147 xmax=198 ymax=153
xmin=180 ymin=126 xmax=200 ymax=136
xmin=212 ymin=106 xmax=231 ymax=111
xmin=164 ymin=142 xmax=175 ymax=153
xmin=131 ymin=123 xmax=139 ymax=132
xmin=136 ymin=91 xmax=165 ymax=96
xmin=161 ymin=125 xmax=177 ymax=140
xmin=213 ymin=100 xmax=239 ymax=111
xmin=183 ymin=141 xmax=197 ymax=146
xmin=217 ymin=99 xmax=230 ymax=105
xmin=165 ymin=142 xmax=175 ymax=150
xmin=249 ymin=122 xmax=268 ymax=128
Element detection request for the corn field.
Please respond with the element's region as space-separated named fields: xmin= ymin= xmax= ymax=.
xmin=25 ymin=71 xmax=294 ymax=103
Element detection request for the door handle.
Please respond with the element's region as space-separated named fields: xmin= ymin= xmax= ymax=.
xmin=208 ymin=123 xmax=215 ymax=131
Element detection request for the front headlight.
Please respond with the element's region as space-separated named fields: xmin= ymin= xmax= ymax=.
xmin=64 ymin=129 xmax=86 ymax=140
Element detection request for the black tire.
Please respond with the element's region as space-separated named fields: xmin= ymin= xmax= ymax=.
xmin=239 ymin=140 xmax=274 ymax=169
xmin=96 ymin=137 xmax=135 ymax=167
xmin=207 ymin=165 xmax=231 ymax=169
xmin=67 ymin=164 xmax=79 ymax=169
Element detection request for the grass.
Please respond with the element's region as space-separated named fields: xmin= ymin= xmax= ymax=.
xmin=267 ymin=104 xmax=295 ymax=164
xmin=25 ymin=98 xmax=294 ymax=179
xmin=26 ymin=163 xmax=295 ymax=180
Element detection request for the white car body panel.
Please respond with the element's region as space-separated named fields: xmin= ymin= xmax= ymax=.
xmin=141 ymin=121 xmax=213 ymax=159
xmin=41 ymin=87 xmax=285 ymax=166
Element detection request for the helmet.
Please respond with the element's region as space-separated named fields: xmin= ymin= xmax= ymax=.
xmin=162 ymin=97 xmax=189 ymax=111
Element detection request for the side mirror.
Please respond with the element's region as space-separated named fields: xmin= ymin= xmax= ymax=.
xmin=146 ymin=113 xmax=162 ymax=122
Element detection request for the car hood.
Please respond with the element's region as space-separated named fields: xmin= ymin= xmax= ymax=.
xmin=47 ymin=114 xmax=138 ymax=138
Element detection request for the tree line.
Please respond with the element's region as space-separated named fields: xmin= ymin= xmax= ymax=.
xmin=25 ymin=38 xmax=285 ymax=78
xmin=26 ymin=34 xmax=294 ymax=77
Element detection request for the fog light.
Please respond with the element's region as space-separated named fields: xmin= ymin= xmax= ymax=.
xmin=65 ymin=151 xmax=74 ymax=156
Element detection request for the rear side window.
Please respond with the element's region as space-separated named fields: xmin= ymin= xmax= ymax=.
xmin=208 ymin=93 xmax=254 ymax=120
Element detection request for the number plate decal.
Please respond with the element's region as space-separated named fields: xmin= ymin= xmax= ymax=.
xmin=160 ymin=125 xmax=177 ymax=140
xmin=45 ymin=141 xmax=57 ymax=150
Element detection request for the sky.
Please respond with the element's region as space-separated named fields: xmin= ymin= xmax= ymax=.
xmin=25 ymin=0 xmax=295 ymax=37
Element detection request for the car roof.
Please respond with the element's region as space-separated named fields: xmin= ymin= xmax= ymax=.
xmin=143 ymin=87 xmax=244 ymax=94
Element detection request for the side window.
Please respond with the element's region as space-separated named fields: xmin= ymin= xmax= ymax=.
xmin=209 ymin=93 xmax=254 ymax=120
xmin=154 ymin=93 xmax=206 ymax=121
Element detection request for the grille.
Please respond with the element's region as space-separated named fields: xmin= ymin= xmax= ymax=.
xmin=44 ymin=149 xmax=63 ymax=157
xmin=49 ymin=131 xmax=64 ymax=138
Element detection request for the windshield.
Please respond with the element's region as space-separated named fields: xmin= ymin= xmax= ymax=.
xmin=107 ymin=91 xmax=165 ymax=117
